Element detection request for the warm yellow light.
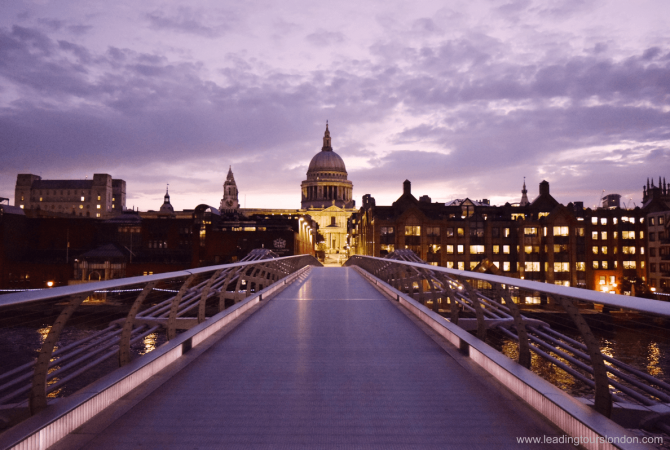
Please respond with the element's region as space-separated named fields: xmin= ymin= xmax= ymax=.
xmin=651 ymin=287 xmax=657 ymax=292
xmin=47 ymin=281 xmax=54 ymax=287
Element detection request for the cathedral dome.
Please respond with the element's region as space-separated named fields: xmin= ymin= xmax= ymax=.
xmin=307 ymin=150 xmax=347 ymax=174
xmin=306 ymin=123 xmax=347 ymax=175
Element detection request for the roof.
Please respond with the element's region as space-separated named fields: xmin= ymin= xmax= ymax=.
xmin=31 ymin=180 xmax=95 ymax=190
xmin=0 ymin=204 xmax=26 ymax=216
xmin=307 ymin=150 xmax=347 ymax=174
xmin=78 ymin=243 xmax=128 ymax=261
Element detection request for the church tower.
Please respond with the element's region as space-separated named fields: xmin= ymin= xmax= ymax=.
xmin=220 ymin=166 xmax=239 ymax=212
xmin=519 ymin=178 xmax=530 ymax=206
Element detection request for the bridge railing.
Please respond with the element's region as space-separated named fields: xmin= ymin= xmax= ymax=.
xmin=345 ymin=251 xmax=670 ymax=434
xmin=0 ymin=250 xmax=320 ymax=432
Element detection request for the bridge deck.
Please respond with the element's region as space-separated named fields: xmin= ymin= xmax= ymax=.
xmin=58 ymin=267 xmax=570 ymax=449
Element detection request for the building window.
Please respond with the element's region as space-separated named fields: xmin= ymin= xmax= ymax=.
xmin=524 ymin=227 xmax=537 ymax=236
xmin=446 ymin=261 xmax=454 ymax=268
xmin=622 ymin=231 xmax=635 ymax=239
xmin=96 ymin=213 xmax=100 ymax=218
xmin=525 ymin=262 xmax=540 ymax=272
xmin=492 ymin=227 xmax=500 ymax=238
xmin=81 ymin=196 xmax=85 ymax=201
xmin=613 ymin=231 xmax=618 ymax=239
xmin=601 ymin=231 xmax=607 ymax=240
xmin=613 ymin=218 xmax=618 ymax=225
xmin=470 ymin=245 xmax=485 ymax=254
xmin=96 ymin=204 xmax=101 ymax=209
xmin=446 ymin=245 xmax=454 ymax=254
xmin=593 ymin=261 xmax=599 ymax=269
xmin=602 ymin=261 xmax=608 ymax=269
xmin=660 ymin=216 xmax=665 ymax=225
xmin=601 ymin=246 xmax=607 ymax=254
xmin=576 ymin=262 xmax=585 ymax=271
xmin=97 ymin=195 xmax=101 ymax=201
xmin=457 ymin=228 xmax=464 ymax=237
xmin=503 ymin=245 xmax=510 ymax=254
xmin=622 ymin=246 xmax=636 ymax=254
xmin=446 ymin=227 xmax=454 ymax=237
xmin=640 ymin=231 xmax=644 ymax=239
xmin=650 ymin=248 xmax=656 ymax=257
xmin=651 ymin=263 xmax=657 ymax=273
xmin=592 ymin=246 xmax=598 ymax=254
xmin=600 ymin=276 xmax=606 ymax=285
xmin=493 ymin=245 xmax=500 ymax=254
xmin=426 ymin=227 xmax=440 ymax=236
xmin=457 ymin=261 xmax=465 ymax=270
xmin=470 ymin=262 xmax=478 ymax=270
xmin=592 ymin=217 xmax=598 ymax=225
xmin=503 ymin=228 xmax=510 ymax=237
xmin=576 ymin=227 xmax=584 ymax=237
xmin=405 ymin=226 xmax=420 ymax=236
xmin=650 ymin=217 xmax=656 ymax=226
xmin=79 ymin=205 xmax=83 ymax=209
xmin=553 ymin=226 xmax=569 ymax=236
xmin=554 ymin=262 xmax=569 ymax=272
xmin=592 ymin=231 xmax=598 ymax=240
xmin=457 ymin=245 xmax=464 ymax=254
xmin=601 ymin=218 xmax=607 ymax=225
xmin=623 ymin=261 xmax=636 ymax=269
xmin=381 ymin=226 xmax=394 ymax=235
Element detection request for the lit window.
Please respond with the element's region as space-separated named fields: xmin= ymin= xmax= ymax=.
xmin=470 ymin=262 xmax=478 ymax=270
xmin=622 ymin=231 xmax=635 ymax=239
xmin=602 ymin=261 xmax=608 ymax=269
xmin=524 ymin=227 xmax=537 ymax=236
xmin=20 ymin=205 xmax=24 ymax=209
xmin=503 ymin=262 xmax=510 ymax=271
xmin=601 ymin=246 xmax=607 ymax=254
xmin=39 ymin=197 xmax=43 ymax=202
xmin=405 ymin=226 xmax=421 ymax=236
xmin=592 ymin=231 xmax=598 ymax=240
xmin=554 ymin=262 xmax=569 ymax=272
xmin=503 ymin=228 xmax=510 ymax=237
xmin=525 ymin=262 xmax=540 ymax=272
xmin=96 ymin=204 xmax=101 ymax=209
xmin=640 ymin=247 xmax=644 ymax=255
xmin=600 ymin=276 xmax=606 ymax=285
xmin=446 ymin=245 xmax=454 ymax=254
xmin=493 ymin=261 xmax=500 ymax=268
xmin=79 ymin=205 xmax=83 ymax=209
xmin=457 ymin=261 xmax=464 ymax=270
xmin=447 ymin=261 xmax=454 ymax=268
xmin=525 ymin=246 xmax=533 ymax=254
xmin=503 ymin=245 xmax=510 ymax=254
xmin=81 ymin=196 xmax=85 ymax=201
xmin=601 ymin=231 xmax=607 ymax=240
xmin=640 ymin=231 xmax=644 ymax=239
xmin=592 ymin=217 xmax=598 ymax=225
xmin=593 ymin=261 xmax=599 ymax=269
xmin=600 ymin=218 xmax=607 ymax=225
xmin=623 ymin=261 xmax=636 ymax=269
xmin=457 ymin=228 xmax=464 ymax=237
xmin=553 ymin=226 xmax=569 ymax=236
xmin=493 ymin=245 xmax=500 ymax=254
xmin=97 ymin=195 xmax=101 ymax=201
xmin=629 ymin=217 xmax=636 ymax=223
xmin=457 ymin=245 xmax=464 ymax=254
xmin=96 ymin=213 xmax=101 ymax=217
xmin=576 ymin=227 xmax=584 ymax=237
xmin=470 ymin=245 xmax=485 ymax=254
xmin=613 ymin=218 xmax=618 ymax=225
xmin=576 ymin=262 xmax=585 ymax=271
xmin=592 ymin=246 xmax=598 ymax=254
xmin=613 ymin=231 xmax=618 ymax=239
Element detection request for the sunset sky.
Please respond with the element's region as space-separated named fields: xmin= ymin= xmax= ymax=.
xmin=1 ymin=0 xmax=669 ymax=211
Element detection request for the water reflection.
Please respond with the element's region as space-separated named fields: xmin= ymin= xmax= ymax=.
xmin=490 ymin=324 xmax=670 ymax=399
xmin=140 ymin=333 xmax=158 ymax=356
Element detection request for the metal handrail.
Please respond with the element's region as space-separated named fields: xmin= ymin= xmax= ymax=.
xmin=0 ymin=254 xmax=315 ymax=307
xmin=352 ymin=255 xmax=670 ymax=317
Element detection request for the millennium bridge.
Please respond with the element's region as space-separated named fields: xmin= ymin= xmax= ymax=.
xmin=0 ymin=250 xmax=668 ymax=449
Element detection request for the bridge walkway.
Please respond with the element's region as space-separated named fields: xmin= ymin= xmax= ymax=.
xmin=54 ymin=267 xmax=571 ymax=449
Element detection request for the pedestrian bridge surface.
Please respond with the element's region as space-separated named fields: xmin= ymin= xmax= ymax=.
xmin=55 ymin=267 xmax=570 ymax=449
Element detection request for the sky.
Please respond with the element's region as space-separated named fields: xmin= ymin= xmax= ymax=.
xmin=1 ymin=0 xmax=669 ymax=211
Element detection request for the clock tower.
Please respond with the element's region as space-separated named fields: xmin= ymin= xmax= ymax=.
xmin=220 ymin=166 xmax=240 ymax=212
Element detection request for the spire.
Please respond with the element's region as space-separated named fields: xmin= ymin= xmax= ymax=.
xmin=221 ymin=166 xmax=239 ymax=211
xmin=160 ymin=183 xmax=174 ymax=213
xmin=322 ymin=121 xmax=332 ymax=152
xmin=519 ymin=177 xmax=530 ymax=206
xmin=226 ymin=165 xmax=235 ymax=182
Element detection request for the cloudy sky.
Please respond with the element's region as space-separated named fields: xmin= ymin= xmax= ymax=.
xmin=1 ymin=0 xmax=669 ymax=211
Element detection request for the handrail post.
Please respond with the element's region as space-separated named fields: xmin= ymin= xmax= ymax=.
xmin=197 ymin=269 xmax=224 ymax=324
xmin=495 ymin=284 xmax=531 ymax=369
xmin=167 ymin=274 xmax=196 ymax=340
xmin=461 ymin=278 xmax=487 ymax=341
xmin=119 ymin=281 xmax=156 ymax=367
xmin=30 ymin=294 xmax=87 ymax=415
xmin=555 ymin=294 xmax=612 ymax=418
